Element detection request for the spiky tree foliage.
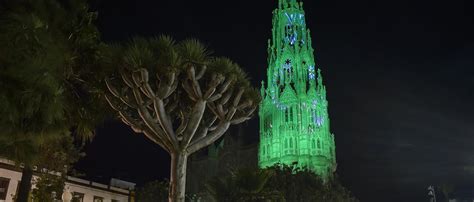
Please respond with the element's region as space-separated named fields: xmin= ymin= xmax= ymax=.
xmin=0 ymin=0 xmax=106 ymax=201
xmin=103 ymin=36 xmax=260 ymax=202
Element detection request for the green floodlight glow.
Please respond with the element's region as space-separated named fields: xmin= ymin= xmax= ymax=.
xmin=258 ymin=0 xmax=337 ymax=180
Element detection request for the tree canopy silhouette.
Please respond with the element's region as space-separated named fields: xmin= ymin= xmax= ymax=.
xmin=103 ymin=36 xmax=260 ymax=202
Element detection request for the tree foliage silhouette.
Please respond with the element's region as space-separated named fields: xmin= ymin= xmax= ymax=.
xmin=0 ymin=0 xmax=107 ymax=201
xmin=103 ymin=36 xmax=260 ymax=201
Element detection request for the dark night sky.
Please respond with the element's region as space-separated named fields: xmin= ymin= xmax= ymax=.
xmin=74 ymin=0 xmax=474 ymax=201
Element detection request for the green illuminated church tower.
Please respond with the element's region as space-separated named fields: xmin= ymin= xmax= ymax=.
xmin=258 ymin=0 xmax=337 ymax=179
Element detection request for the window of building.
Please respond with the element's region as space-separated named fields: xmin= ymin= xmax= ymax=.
xmin=308 ymin=124 xmax=314 ymax=133
xmin=266 ymin=145 xmax=270 ymax=158
xmin=317 ymin=139 xmax=321 ymax=149
xmin=93 ymin=196 xmax=104 ymax=202
xmin=264 ymin=115 xmax=272 ymax=129
xmin=72 ymin=192 xmax=84 ymax=202
xmin=0 ymin=177 xmax=10 ymax=200
xmin=289 ymin=107 xmax=293 ymax=122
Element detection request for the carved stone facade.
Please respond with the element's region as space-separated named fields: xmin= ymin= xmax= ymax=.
xmin=259 ymin=0 xmax=337 ymax=180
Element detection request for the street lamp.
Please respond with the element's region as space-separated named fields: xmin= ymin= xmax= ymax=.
xmin=62 ymin=186 xmax=72 ymax=202
xmin=428 ymin=185 xmax=437 ymax=202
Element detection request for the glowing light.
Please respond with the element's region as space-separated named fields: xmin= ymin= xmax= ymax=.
xmin=259 ymin=0 xmax=336 ymax=180
xmin=285 ymin=13 xmax=296 ymax=25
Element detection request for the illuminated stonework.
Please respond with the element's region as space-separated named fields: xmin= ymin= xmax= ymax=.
xmin=258 ymin=0 xmax=337 ymax=179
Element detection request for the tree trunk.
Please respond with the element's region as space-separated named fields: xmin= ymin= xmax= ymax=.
xmin=169 ymin=152 xmax=188 ymax=202
xmin=16 ymin=165 xmax=33 ymax=202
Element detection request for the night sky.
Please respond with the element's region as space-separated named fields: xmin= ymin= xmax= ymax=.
xmin=74 ymin=0 xmax=474 ymax=201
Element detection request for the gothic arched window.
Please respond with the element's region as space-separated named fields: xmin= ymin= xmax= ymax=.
xmin=264 ymin=115 xmax=272 ymax=129
xmin=267 ymin=145 xmax=270 ymax=157
xmin=308 ymin=124 xmax=314 ymax=133
xmin=288 ymin=108 xmax=292 ymax=122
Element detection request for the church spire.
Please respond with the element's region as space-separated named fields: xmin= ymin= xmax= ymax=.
xmin=259 ymin=0 xmax=337 ymax=180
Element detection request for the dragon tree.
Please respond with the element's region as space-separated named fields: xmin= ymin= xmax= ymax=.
xmin=103 ymin=37 xmax=259 ymax=202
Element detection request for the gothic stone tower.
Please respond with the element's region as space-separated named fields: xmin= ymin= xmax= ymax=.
xmin=258 ymin=0 xmax=337 ymax=179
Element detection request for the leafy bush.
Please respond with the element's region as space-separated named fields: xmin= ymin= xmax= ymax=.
xmin=266 ymin=164 xmax=358 ymax=202
xmin=205 ymin=165 xmax=358 ymax=202
xmin=205 ymin=168 xmax=283 ymax=202
xmin=136 ymin=180 xmax=169 ymax=202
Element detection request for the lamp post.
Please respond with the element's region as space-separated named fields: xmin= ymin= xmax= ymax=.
xmin=62 ymin=186 xmax=72 ymax=202
xmin=428 ymin=185 xmax=437 ymax=202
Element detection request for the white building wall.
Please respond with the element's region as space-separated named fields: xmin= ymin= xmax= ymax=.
xmin=0 ymin=168 xmax=21 ymax=202
xmin=0 ymin=166 xmax=131 ymax=202
xmin=65 ymin=182 xmax=129 ymax=202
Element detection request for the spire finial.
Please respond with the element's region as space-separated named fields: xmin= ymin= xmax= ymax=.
xmin=278 ymin=0 xmax=286 ymax=9
xmin=317 ymin=68 xmax=323 ymax=86
xmin=279 ymin=0 xmax=299 ymax=9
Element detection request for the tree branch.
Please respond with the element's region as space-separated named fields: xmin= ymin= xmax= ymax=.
xmin=181 ymin=100 xmax=206 ymax=148
xmin=152 ymin=97 xmax=179 ymax=147
xmin=120 ymin=69 xmax=135 ymax=88
xmin=176 ymin=112 xmax=188 ymax=136
xmin=219 ymin=90 xmax=233 ymax=105
xmin=182 ymin=80 xmax=198 ymax=101
xmin=128 ymin=69 xmax=180 ymax=150
xmin=105 ymin=79 xmax=136 ymax=109
xmin=203 ymin=74 xmax=224 ymax=100
xmin=105 ymin=88 xmax=173 ymax=152
xmin=195 ymin=65 xmax=206 ymax=80
xmin=157 ymin=72 xmax=177 ymax=99
xmin=187 ymin=66 xmax=203 ymax=98
xmin=232 ymin=88 xmax=245 ymax=107
xmin=118 ymin=111 xmax=172 ymax=153
xmin=187 ymin=122 xmax=231 ymax=154
xmin=129 ymin=78 xmax=178 ymax=150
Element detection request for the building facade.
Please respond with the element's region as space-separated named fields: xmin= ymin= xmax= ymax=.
xmin=258 ymin=0 xmax=337 ymax=179
xmin=0 ymin=158 xmax=135 ymax=202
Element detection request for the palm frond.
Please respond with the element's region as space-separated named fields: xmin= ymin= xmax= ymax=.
xmin=177 ymin=38 xmax=211 ymax=64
